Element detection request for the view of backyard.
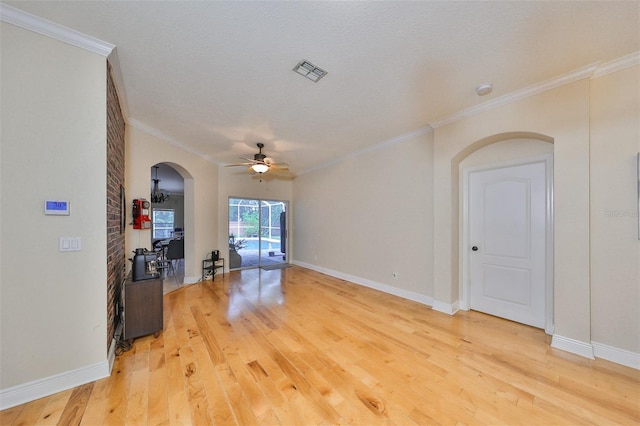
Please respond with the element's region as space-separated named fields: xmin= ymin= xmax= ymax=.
xmin=229 ymin=198 xmax=287 ymax=269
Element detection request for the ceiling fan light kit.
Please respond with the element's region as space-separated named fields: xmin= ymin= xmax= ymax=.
xmin=225 ymin=143 xmax=290 ymax=180
xmin=251 ymin=163 xmax=269 ymax=173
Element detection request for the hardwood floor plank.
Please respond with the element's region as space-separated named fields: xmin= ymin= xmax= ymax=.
xmin=2 ymin=266 xmax=639 ymax=425
xmin=196 ymin=287 xmax=276 ymax=422
xmin=238 ymin=314 xmax=344 ymax=424
xmin=9 ymin=396 xmax=50 ymax=426
xmin=124 ymin=367 xmax=149 ymax=425
xmin=163 ymin=294 xmax=194 ymax=425
xmin=189 ymin=301 xmax=238 ymax=425
xmin=33 ymin=389 xmax=73 ymax=425
xmin=174 ymin=304 xmax=216 ymax=425
xmin=215 ymin=363 xmax=258 ymax=425
xmin=78 ymin=377 xmax=111 ymax=426
xmin=147 ymin=367 xmax=170 ymax=426
xmin=57 ymin=382 xmax=94 ymax=426
xmin=0 ymin=404 xmax=23 ymax=425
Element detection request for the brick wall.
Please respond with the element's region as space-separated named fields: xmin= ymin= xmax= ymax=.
xmin=106 ymin=61 xmax=125 ymax=348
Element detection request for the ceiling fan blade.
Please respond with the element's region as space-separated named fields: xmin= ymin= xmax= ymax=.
xmin=267 ymin=168 xmax=294 ymax=179
xmin=225 ymin=162 xmax=255 ymax=167
xmin=270 ymin=163 xmax=289 ymax=171
xmin=264 ymin=157 xmax=288 ymax=167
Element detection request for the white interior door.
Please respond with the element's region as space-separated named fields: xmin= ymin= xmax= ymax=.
xmin=468 ymin=160 xmax=548 ymax=329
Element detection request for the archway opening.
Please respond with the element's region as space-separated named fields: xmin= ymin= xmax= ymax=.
xmin=150 ymin=163 xmax=186 ymax=289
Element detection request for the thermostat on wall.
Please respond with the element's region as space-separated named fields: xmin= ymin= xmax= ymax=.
xmin=45 ymin=200 xmax=70 ymax=215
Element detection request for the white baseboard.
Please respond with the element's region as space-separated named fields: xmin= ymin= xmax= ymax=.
xmin=183 ymin=275 xmax=200 ymax=285
xmin=592 ymin=341 xmax=640 ymax=370
xmin=108 ymin=339 xmax=117 ymax=372
xmin=108 ymin=322 xmax=123 ymax=373
xmin=0 ymin=360 xmax=110 ymax=410
xmin=291 ymin=260 xmax=433 ymax=307
xmin=551 ymin=334 xmax=595 ymax=359
xmin=551 ymin=335 xmax=640 ymax=370
xmin=432 ymin=300 xmax=460 ymax=316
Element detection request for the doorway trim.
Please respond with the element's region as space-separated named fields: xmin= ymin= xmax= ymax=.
xmin=460 ymin=154 xmax=554 ymax=334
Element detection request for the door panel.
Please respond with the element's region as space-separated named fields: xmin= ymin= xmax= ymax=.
xmin=469 ymin=161 xmax=546 ymax=328
xmin=228 ymin=198 xmax=288 ymax=270
xmin=483 ymin=180 xmax=529 ymax=258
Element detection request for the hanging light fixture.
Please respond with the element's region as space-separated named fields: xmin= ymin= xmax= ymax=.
xmin=251 ymin=163 xmax=269 ymax=174
xmin=151 ymin=166 xmax=170 ymax=203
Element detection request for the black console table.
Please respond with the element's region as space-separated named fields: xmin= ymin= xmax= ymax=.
xmin=202 ymin=257 xmax=225 ymax=281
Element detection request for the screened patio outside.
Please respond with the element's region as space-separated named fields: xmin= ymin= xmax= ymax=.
xmin=229 ymin=198 xmax=287 ymax=269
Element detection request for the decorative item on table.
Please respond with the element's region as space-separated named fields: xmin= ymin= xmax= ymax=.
xmin=130 ymin=248 xmax=160 ymax=281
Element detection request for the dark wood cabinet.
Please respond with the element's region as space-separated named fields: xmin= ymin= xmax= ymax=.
xmin=123 ymin=277 xmax=163 ymax=340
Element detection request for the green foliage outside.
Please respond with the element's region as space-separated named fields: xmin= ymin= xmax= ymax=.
xmin=242 ymin=209 xmax=259 ymax=236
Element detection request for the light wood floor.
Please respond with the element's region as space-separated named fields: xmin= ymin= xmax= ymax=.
xmin=2 ymin=266 xmax=639 ymax=425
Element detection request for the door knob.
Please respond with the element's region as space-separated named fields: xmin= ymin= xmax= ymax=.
xmin=472 ymin=246 xmax=478 ymax=251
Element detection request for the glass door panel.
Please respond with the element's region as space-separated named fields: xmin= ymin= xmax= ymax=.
xmin=228 ymin=197 xmax=287 ymax=270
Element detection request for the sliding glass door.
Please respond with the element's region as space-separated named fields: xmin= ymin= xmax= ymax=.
xmin=228 ymin=197 xmax=288 ymax=270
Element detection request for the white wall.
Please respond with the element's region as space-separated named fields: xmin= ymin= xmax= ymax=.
xmin=590 ymin=66 xmax=640 ymax=354
xmin=125 ymin=126 xmax=219 ymax=283
xmin=435 ymin=81 xmax=592 ymax=345
xmin=433 ymin=68 xmax=640 ymax=361
xmin=218 ymin=166 xmax=293 ymax=266
xmin=0 ymin=23 xmax=108 ymax=390
xmin=292 ymin=131 xmax=434 ymax=302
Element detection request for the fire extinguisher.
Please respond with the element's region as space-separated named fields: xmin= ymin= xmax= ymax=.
xmin=132 ymin=198 xmax=151 ymax=229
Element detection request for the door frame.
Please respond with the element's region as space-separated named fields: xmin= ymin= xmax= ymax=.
xmin=460 ymin=155 xmax=554 ymax=334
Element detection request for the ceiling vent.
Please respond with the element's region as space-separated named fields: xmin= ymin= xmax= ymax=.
xmin=293 ymin=60 xmax=327 ymax=82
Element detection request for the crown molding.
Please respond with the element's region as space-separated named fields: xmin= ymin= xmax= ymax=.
xmin=429 ymin=51 xmax=640 ymax=129
xmin=297 ymin=126 xmax=433 ymax=176
xmin=429 ymin=62 xmax=600 ymax=129
xmin=128 ymin=118 xmax=217 ymax=165
xmin=591 ymin=50 xmax=640 ymax=79
xmin=0 ymin=3 xmax=114 ymax=56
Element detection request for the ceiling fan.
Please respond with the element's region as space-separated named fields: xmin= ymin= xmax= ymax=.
xmin=225 ymin=143 xmax=289 ymax=176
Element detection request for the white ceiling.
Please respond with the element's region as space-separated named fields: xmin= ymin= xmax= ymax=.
xmin=5 ymin=1 xmax=640 ymax=175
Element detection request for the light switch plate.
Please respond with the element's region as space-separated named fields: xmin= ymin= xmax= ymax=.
xmin=59 ymin=237 xmax=82 ymax=252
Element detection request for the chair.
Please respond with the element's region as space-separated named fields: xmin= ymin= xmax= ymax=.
xmin=152 ymin=239 xmax=164 ymax=259
xmin=164 ymin=239 xmax=184 ymax=278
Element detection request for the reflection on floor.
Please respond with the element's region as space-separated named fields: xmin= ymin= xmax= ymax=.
xmin=224 ymin=268 xmax=287 ymax=318
xmin=161 ymin=260 xmax=185 ymax=294
xmin=237 ymin=249 xmax=286 ymax=269
xmin=160 ymin=255 xmax=287 ymax=295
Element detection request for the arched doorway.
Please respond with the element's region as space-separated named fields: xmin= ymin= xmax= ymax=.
xmin=150 ymin=163 xmax=185 ymax=285
xmin=455 ymin=134 xmax=555 ymax=333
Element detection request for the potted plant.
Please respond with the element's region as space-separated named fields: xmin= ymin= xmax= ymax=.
xmin=228 ymin=234 xmax=246 ymax=269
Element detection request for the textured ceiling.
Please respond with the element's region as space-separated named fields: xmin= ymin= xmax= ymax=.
xmin=5 ymin=1 xmax=640 ymax=175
